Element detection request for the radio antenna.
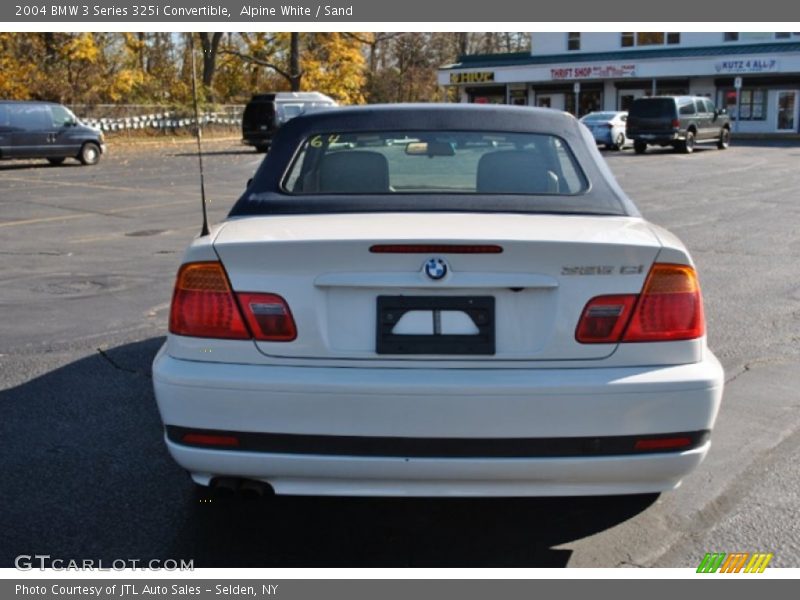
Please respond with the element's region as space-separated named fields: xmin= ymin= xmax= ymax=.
xmin=189 ymin=32 xmax=210 ymax=237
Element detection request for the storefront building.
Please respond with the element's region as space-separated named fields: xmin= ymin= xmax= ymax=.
xmin=438 ymin=33 xmax=800 ymax=134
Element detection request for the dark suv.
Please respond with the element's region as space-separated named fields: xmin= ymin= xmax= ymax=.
xmin=626 ymin=96 xmax=731 ymax=154
xmin=242 ymin=92 xmax=336 ymax=152
xmin=0 ymin=101 xmax=105 ymax=165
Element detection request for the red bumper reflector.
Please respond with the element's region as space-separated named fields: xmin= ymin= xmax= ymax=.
xmin=370 ymin=244 xmax=503 ymax=254
xmin=634 ymin=437 xmax=692 ymax=451
xmin=182 ymin=433 xmax=240 ymax=447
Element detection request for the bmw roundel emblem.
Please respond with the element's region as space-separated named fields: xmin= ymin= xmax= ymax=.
xmin=424 ymin=258 xmax=448 ymax=280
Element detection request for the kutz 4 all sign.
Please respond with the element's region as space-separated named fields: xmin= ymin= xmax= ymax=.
xmin=714 ymin=58 xmax=779 ymax=74
xmin=697 ymin=552 xmax=774 ymax=573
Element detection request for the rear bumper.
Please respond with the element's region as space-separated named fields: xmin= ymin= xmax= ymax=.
xmin=242 ymin=134 xmax=274 ymax=146
xmin=590 ymin=131 xmax=614 ymax=145
xmin=152 ymin=347 xmax=724 ymax=496
xmin=629 ymin=131 xmax=681 ymax=144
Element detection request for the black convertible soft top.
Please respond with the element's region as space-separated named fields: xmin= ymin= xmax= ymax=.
xmin=229 ymin=103 xmax=640 ymax=218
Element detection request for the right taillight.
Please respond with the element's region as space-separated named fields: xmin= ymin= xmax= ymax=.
xmin=671 ymin=118 xmax=681 ymax=129
xmin=623 ymin=263 xmax=705 ymax=342
xmin=576 ymin=263 xmax=705 ymax=344
xmin=169 ymin=261 xmax=297 ymax=341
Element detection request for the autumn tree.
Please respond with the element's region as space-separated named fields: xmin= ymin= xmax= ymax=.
xmin=220 ymin=32 xmax=365 ymax=103
xmin=0 ymin=33 xmax=38 ymax=98
xmin=301 ymin=33 xmax=366 ymax=104
xmin=0 ymin=31 xmax=530 ymax=107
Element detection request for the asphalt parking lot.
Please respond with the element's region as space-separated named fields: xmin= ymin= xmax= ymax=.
xmin=2 ymin=138 xmax=799 ymax=568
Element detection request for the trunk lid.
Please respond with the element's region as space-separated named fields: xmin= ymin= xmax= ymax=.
xmin=213 ymin=213 xmax=661 ymax=362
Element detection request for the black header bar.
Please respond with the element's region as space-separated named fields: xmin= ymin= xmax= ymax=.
xmin=3 ymin=1 xmax=798 ymax=22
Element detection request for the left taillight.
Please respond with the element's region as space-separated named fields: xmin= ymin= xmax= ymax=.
xmin=169 ymin=262 xmax=250 ymax=339
xmin=168 ymin=261 xmax=296 ymax=341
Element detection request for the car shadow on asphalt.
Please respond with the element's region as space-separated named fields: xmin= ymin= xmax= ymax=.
xmin=179 ymin=491 xmax=657 ymax=567
xmin=0 ymin=337 xmax=657 ymax=568
xmin=170 ymin=150 xmax=260 ymax=157
xmin=0 ymin=161 xmax=82 ymax=170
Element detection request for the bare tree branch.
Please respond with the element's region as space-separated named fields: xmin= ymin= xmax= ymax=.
xmin=219 ymin=48 xmax=302 ymax=85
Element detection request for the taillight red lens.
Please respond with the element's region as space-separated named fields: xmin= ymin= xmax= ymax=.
xmin=671 ymin=118 xmax=681 ymax=128
xmin=169 ymin=262 xmax=250 ymax=339
xmin=576 ymin=263 xmax=705 ymax=344
xmin=623 ymin=263 xmax=705 ymax=342
xmin=237 ymin=292 xmax=297 ymax=341
xmin=575 ymin=294 xmax=637 ymax=343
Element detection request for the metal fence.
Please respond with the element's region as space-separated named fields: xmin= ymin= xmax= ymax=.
xmin=67 ymin=104 xmax=244 ymax=134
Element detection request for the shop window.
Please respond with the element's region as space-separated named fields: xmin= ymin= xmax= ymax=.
xmin=718 ymin=88 xmax=767 ymax=121
xmin=567 ymin=32 xmax=580 ymax=51
xmin=467 ymin=86 xmax=507 ymax=105
xmin=509 ymin=89 xmax=528 ymax=106
xmin=637 ymin=33 xmax=664 ymax=46
xmin=657 ymin=87 xmax=689 ymax=96
xmin=777 ymin=91 xmax=796 ymax=130
xmin=622 ymin=33 xmax=681 ymax=48
xmin=565 ymin=90 xmax=602 ymax=118
xmin=724 ymin=32 xmax=795 ymax=42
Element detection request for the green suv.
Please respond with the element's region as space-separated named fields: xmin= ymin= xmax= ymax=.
xmin=626 ymin=96 xmax=731 ymax=154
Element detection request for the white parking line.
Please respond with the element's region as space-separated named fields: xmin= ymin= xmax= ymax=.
xmin=0 ymin=175 xmax=176 ymax=195
xmin=0 ymin=199 xmax=198 ymax=229
xmin=70 ymin=224 xmax=200 ymax=244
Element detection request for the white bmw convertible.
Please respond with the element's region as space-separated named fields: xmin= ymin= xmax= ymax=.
xmin=152 ymin=104 xmax=724 ymax=497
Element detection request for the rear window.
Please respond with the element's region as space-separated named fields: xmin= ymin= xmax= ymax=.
xmin=582 ymin=112 xmax=618 ymax=122
xmin=243 ymin=102 xmax=275 ymax=129
xmin=282 ymin=130 xmax=588 ymax=196
xmin=630 ymin=99 xmax=676 ymax=119
xmin=278 ymin=103 xmax=305 ymax=120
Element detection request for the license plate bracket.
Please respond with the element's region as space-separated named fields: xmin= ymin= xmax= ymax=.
xmin=376 ymin=296 xmax=495 ymax=355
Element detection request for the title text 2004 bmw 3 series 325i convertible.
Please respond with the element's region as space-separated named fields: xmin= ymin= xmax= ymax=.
xmin=152 ymin=104 xmax=724 ymax=497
